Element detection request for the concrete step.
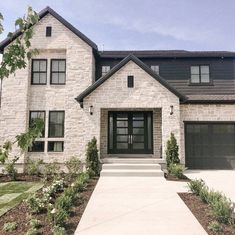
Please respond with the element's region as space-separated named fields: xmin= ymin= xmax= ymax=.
xmin=100 ymin=169 xmax=164 ymax=177
xmin=101 ymin=158 xmax=165 ymax=164
xmin=102 ymin=163 xmax=161 ymax=170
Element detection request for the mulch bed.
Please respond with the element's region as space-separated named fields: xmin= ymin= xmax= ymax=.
xmin=0 ymin=178 xmax=98 ymax=235
xmin=179 ymin=193 xmax=235 ymax=235
xmin=164 ymin=173 xmax=190 ymax=182
xmin=0 ymin=174 xmax=42 ymax=183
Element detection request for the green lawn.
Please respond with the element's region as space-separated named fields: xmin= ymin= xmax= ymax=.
xmin=0 ymin=181 xmax=43 ymax=216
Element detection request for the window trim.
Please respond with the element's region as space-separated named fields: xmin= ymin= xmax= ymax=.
xmin=48 ymin=111 xmax=65 ymax=138
xmin=28 ymin=141 xmax=45 ymax=152
xmin=189 ymin=64 xmax=212 ymax=85
xmin=31 ymin=59 xmax=47 ymax=85
xmin=29 ymin=110 xmax=46 ymax=137
xmin=50 ymin=59 xmax=66 ymax=85
xmin=48 ymin=141 xmax=64 ymax=152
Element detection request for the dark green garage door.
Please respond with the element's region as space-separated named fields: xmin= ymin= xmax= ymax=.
xmin=185 ymin=123 xmax=235 ymax=169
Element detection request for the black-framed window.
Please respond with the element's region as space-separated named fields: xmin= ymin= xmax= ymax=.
xmin=46 ymin=26 xmax=52 ymax=37
xmin=28 ymin=141 xmax=45 ymax=152
xmin=31 ymin=59 xmax=47 ymax=84
xmin=51 ymin=59 xmax=66 ymax=84
xmin=29 ymin=111 xmax=45 ymax=137
xmin=49 ymin=111 xmax=65 ymax=137
xmin=190 ymin=65 xmax=210 ymax=84
xmin=150 ymin=65 xmax=159 ymax=75
xmin=48 ymin=141 xmax=64 ymax=152
xmin=127 ymin=76 xmax=134 ymax=88
xmin=101 ymin=66 xmax=110 ymax=76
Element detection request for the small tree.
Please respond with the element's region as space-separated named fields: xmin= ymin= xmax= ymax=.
xmin=165 ymin=133 xmax=180 ymax=168
xmin=86 ymin=137 xmax=99 ymax=176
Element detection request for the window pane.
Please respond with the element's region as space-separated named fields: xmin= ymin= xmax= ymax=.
xmin=49 ymin=112 xmax=64 ymax=137
xmin=59 ymin=61 xmax=66 ymax=71
xmin=30 ymin=111 xmax=45 ymax=136
xmin=52 ymin=73 xmax=59 ymax=84
xmin=29 ymin=141 xmax=44 ymax=152
xmin=117 ymin=128 xmax=128 ymax=134
xmin=191 ymin=74 xmax=200 ymax=83
xmin=48 ymin=141 xmax=64 ymax=152
xmin=33 ymin=73 xmax=40 ymax=84
xmin=102 ymin=66 xmax=110 ymax=76
xmin=191 ymin=66 xmax=199 ymax=74
xmin=39 ymin=73 xmax=47 ymax=84
xmin=117 ymin=135 xmax=128 ymax=142
xmin=133 ymin=120 xmax=144 ymax=127
xmin=40 ymin=61 xmax=47 ymax=71
xmin=109 ymin=114 xmax=113 ymax=149
xmin=33 ymin=61 xmax=40 ymax=71
xmin=132 ymin=143 xmax=144 ymax=149
xmin=150 ymin=65 xmax=159 ymax=74
xmin=201 ymin=74 xmax=210 ymax=83
xmin=58 ymin=73 xmax=65 ymax=84
xmin=116 ymin=142 xmax=128 ymax=149
xmin=201 ymin=66 xmax=209 ymax=74
xmin=52 ymin=60 xmax=59 ymax=71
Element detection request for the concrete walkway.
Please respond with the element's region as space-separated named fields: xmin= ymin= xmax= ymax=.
xmin=75 ymin=177 xmax=207 ymax=235
xmin=185 ymin=170 xmax=235 ymax=202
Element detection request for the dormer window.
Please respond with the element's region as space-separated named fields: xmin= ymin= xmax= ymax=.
xmin=150 ymin=65 xmax=159 ymax=75
xmin=102 ymin=66 xmax=110 ymax=76
xmin=190 ymin=65 xmax=210 ymax=84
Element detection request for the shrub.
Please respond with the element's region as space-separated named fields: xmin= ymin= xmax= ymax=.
xmin=25 ymin=227 xmax=40 ymax=235
xmin=25 ymin=159 xmax=43 ymax=176
xmin=42 ymin=179 xmax=64 ymax=200
xmin=74 ymin=172 xmax=89 ymax=192
xmin=210 ymin=195 xmax=234 ymax=224
xmin=165 ymin=133 xmax=180 ymax=168
xmin=2 ymin=156 xmax=19 ymax=180
xmin=29 ymin=218 xmax=41 ymax=229
xmin=199 ymin=186 xmax=210 ymax=203
xmin=52 ymin=225 xmax=66 ymax=235
xmin=168 ymin=163 xmax=185 ymax=178
xmin=207 ymin=190 xmax=224 ymax=206
xmin=65 ymin=156 xmax=82 ymax=178
xmin=55 ymin=194 xmax=73 ymax=212
xmin=26 ymin=194 xmax=46 ymax=214
xmin=3 ymin=222 xmax=17 ymax=232
xmin=86 ymin=137 xmax=99 ymax=176
xmin=43 ymin=162 xmax=61 ymax=181
xmin=208 ymin=221 xmax=223 ymax=233
xmin=49 ymin=208 xmax=68 ymax=226
xmin=187 ymin=179 xmax=205 ymax=196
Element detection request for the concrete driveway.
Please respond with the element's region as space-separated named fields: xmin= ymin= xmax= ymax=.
xmin=185 ymin=170 xmax=235 ymax=202
xmin=75 ymin=177 xmax=207 ymax=235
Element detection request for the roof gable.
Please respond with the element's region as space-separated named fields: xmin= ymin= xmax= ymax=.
xmin=0 ymin=6 xmax=97 ymax=53
xmin=76 ymin=54 xmax=187 ymax=106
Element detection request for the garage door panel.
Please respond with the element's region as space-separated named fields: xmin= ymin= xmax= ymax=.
xmin=185 ymin=123 xmax=235 ymax=169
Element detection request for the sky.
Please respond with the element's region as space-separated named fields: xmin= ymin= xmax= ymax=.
xmin=0 ymin=0 xmax=235 ymax=51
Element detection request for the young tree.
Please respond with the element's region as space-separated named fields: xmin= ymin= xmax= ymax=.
xmin=165 ymin=133 xmax=180 ymax=168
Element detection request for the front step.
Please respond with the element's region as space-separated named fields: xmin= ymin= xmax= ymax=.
xmin=102 ymin=163 xmax=161 ymax=170
xmin=100 ymin=169 xmax=164 ymax=177
xmin=101 ymin=158 xmax=165 ymax=164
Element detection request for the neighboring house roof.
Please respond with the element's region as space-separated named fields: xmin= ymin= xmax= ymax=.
xmin=99 ymin=50 xmax=235 ymax=59
xmin=0 ymin=6 xmax=98 ymax=53
xmin=76 ymin=54 xmax=187 ymax=107
xmin=184 ymin=95 xmax=235 ymax=104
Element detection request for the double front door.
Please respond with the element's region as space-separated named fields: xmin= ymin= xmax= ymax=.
xmin=108 ymin=111 xmax=153 ymax=154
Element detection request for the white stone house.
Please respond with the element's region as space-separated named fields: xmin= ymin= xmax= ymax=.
xmin=0 ymin=7 xmax=235 ymax=169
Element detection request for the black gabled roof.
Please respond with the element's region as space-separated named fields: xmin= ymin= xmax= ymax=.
xmin=76 ymin=54 xmax=187 ymax=106
xmin=0 ymin=6 xmax=97 ymax=53
xmin=99 ymin=50 xmax=235 ymax=59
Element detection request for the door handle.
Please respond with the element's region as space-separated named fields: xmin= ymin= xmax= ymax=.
xmin=130 ymin=135 xmax=133 ymax=144
xmin=128 ymin=135 xmax=131 ymax=144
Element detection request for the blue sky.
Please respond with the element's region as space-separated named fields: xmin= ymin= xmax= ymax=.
xmin=0 ymin=0 xmax=235 ymax=51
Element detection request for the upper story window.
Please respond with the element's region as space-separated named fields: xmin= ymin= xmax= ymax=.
xmin=31 ymin=59 xmax=47 ymax=85
xmin=190 ymin=65 xmax=210 ymax=84
xmin=150 ymin=65 xmax=159 ymax=75
xmin=51 ymin=59 xmax=66 ymax=84
xmin=102 ymin=66 xmax=110 ymax=76
xmin=49 ymin=111 xmax=65 ymax=137
xmin=46 ymin=26 xmax=52 ymax=37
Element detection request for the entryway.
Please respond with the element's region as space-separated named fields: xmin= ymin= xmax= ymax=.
xmin=108 ymin=111 xmax=153 ymax=154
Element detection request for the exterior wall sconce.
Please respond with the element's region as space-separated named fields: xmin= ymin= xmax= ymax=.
xmin=89 ymin=105 xmax=93 ymax=115
xmin=170 ymin=105 xmax=174 ymax=115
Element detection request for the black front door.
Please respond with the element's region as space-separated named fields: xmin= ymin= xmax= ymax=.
xmin=108 ymin=111 xmax=153 ymax=154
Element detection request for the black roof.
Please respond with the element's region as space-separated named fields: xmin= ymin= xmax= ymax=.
xmin=76 ymin=54 xmax=187 ymax=106
xmin=99 ymin=50 xmax=235 ymax=59
xmin=0 ymin=6 xmax=97 ymax=53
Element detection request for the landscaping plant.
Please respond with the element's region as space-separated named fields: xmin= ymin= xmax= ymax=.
xmin=43 ymin=162 xmax=61 ymax=181
xmin=52 ymin=225 xmax=66 ymax=235
xmin=26 ymin=159 xmax=43 ymax=176
xmin=2 ymin=156 xmax=19 ymax=180
xmin=168 ymin=163 xmax=185 ymax=179
xmin=65 ymin=156 xmax=83 ymax=179
xmin=3 ymin=222 xmax=17 ymax=232
xmin=86 ymin=137 xmax=99 ymax=176
xmin=187 ymin=179 xmax=205 ymax=196
xmin=165 ymin=133 xmax=180 ymax=168
xmin=208 ymin=221 xmax=223 ymax=233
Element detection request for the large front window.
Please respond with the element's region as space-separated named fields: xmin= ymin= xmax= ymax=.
xmin=49 ymin=111 xmax=65 ymax=137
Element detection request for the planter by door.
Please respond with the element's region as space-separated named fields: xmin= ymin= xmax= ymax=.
xmin=108 ymin=111 xmax=153 ymax=154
